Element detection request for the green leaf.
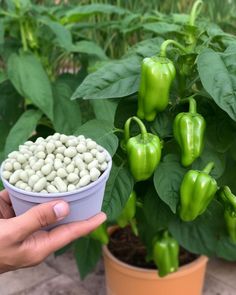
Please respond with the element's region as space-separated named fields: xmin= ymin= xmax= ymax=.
xmin=72 ymin=41 xmax=108 ymax=60
xmin=0 ymin=81 xmax=24 ymax=161
xmin=169 ymin=200 xmax=226 ymax=257
xmin=63 ymin=4 xmax=127 ymax=23
xmin=197 ymin=48 xmax=236 ymax=121
xmin=74 ymin=237 xmax=102 ymax=280
xmin=90 ymin=99 xmax=119 ymax=124
xmin=102 ymin=164 xmax=134 ymax=222
xmin=7 ymin=52 xmax=54 ymax=120
xmin=71 ymin=55 xmax=141 ymax=100
xmin=143 ymin=22 xmax=182 ymax=34
xmin=150 ymin=109 xmax=174 ymax=138
xmin=126 ymin=37 xmax=164 ymax=58
xmin=191 ymin=144 xmax=226 ymax=179
xmin=53 ymin=80 xmax=82 ymax=134
xmin=74 ymin=119 xmax=118 ymax=156
xmin=39 ymin=18 xmax=73 ymax=51
xmin=0 ymin=69 xmax=7 ymax=84
xmin=153 ymin=154 xmax=187 ymax=213
xmin=0 ymin=20 xmax=4 ymax=45
xmin=4 ymin=109 xmax=42 ymax=156
xmin=114 ymin=97 xmax=137 ymax=129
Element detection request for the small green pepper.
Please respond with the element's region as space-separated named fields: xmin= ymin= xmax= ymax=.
xmin=123 ymin=116 xmax=162 ymax=181
xmin=137 ymin=56 xmax=176 ymax=122
xmin=219 ymin=186 xmax=236 ymax=243
xmin=179 ymin=162 xmax=218 ymax=222
xmin=90 ymin=223 xmax=109 ymax=245
xmin=153 ymin=231 xmax=179 ymax=277
xmin=117 ymin=191 xmax=138 ymax=236
xmin=173 ymin=97 xmax=206 ymax=167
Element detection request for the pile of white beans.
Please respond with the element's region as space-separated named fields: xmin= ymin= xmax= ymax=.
xmin=1 ymin=133 xmax=110 ymax=193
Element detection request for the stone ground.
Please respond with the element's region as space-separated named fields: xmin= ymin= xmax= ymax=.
xmin=0 ymin=252 xmax=236 ymax=295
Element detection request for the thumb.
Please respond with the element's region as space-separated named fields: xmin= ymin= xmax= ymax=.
xmin=12 ymin=201 xmax=69 ymax=240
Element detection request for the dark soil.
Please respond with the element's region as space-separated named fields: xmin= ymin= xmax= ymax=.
xmin=108 ymin=227 xmax=198 ymax=270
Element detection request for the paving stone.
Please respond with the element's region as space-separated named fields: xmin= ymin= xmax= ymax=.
xmin=16 ymin=274 xmax=90 ymax=295
xmin=46 ymin=252 xmax=78 ymax=277
xmin=0 ymin=262 xmax=58 ymax=295
xmin=203 ymin=274 xmax=236 ymax=295
xmin=81 ymin=273 xmax=106 ymax=295
xmin=206 ymin=258 xmax=236 ymax=289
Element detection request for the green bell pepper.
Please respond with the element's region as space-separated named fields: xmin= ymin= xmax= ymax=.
xmin=179 ymin=162 xmax=218 ymax=222
xmin=219 ymin=186 xmax=236 ymax=243
xmin=117 ymin=191 xmax=138 ymax=236
xmin=153 ymin=231 xmax=179 ymax=277
xmin=123 ymin=116 xmax=162 ymax=181
xmin=173 ymin=97 xmax=206 ymax=167
xmin=137 ymin=56 xmax=176 ymax=122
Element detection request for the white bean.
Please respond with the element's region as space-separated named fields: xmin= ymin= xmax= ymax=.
xmin=32 ymin=161 xmax=43 ymax=171
xmin=67 ymin=173 xmax=79 ymax=183
xmin=24 ymin=141 xmax=34 ymax=146
xmin=77 ymin=135 xmax=85 ymax=141
xmin=41 ymin=189 xmax=48 ymax=193
xmin=90 ymin=149 xmax=98 ymax=156
xmin=9 ymin=171 xmax=21 ymax=184
xmin=20 ymin=171 xmax=28 ymax=182
xmin=64 ymin=157 xmax=71 ymax=165
xmin=54 ymin=177 xmax=67 ymax=192
xmin=68 ymin=184 xmax=76 ymax=191
xmin=19 ymin=182 xmax=27 ymax=190
xmin=36 ymin=137 xmax=44 ymax=144
xmin=26 ymin=169 xmax=35 ymax=177
xmin=90 ymin=167 xmax=101 ymax=181
xmin=55 ymin=140 xmax=62 ymax=147
xmin=66 ymin=163 xmax=74 ymax=173
xmin=46 ymin=142 xmax=55 ymax=154
xmin=60 ymin=134 xmax=68 ymax=143
xmin=67 ymin=139 xmax=78 ymax=147
xmin=8 ymin=151 xmax=19 ymax=159
xmin=25 ymin=186 xmax=32 ymax=192
xmin=53 ymin=133 xmax=60 ymax=140
xmin=36 ymin=151 xmax=46 ymax=159
xmin=46 ymin=171 xmax=57 ymax=181
xmin=86 ymin=140 xmax=97 ymax=150
xmin=83 ymin=152 xmax=93 ymax=164
xmin=35 ymin=144 xmax=45 ymax=152
xmin=54 ymin=159 xmax=63 ymax=170
xmin=13 ymin=162 xmax=21 ymax=170
xmin=80 ymin=169 xmax=89 ymax=177
xmin=100 ymin=162 xmax=108 ymax=171
xmin=76 ymin=144 xmax=86 ymax=153
xmin=64 ymin=147 xmax=77 ymax=158
xmin=79 ymin=175 xmax=91 ymax=187
xmin=33 ymin=177 xmax=47 ymax=192
xmin=4 ymin=162 xmax=13 ymax=171
xmin=87 ymin=160 xmax=98 ymax=170
xmin=47 ymin=184 xmax=58 ymax=193
xmin=57 ymin=168 xmax=67 ymax=178
xmin=28 ymin=175 xmax=40 ymax=187
xmin=47 ymin=153 xmax=55 ymax=160
xmin=2 ymin=171 xmax=12 ymax=180
xmin=41 ymin=163 xmax=52 ymax=176
xmin=56 ymin=146 xmax=66 ymax=154
xmin=45 ymin=157 xmax=53 ymax=164
xmin=96 ymin=152 xmax=106 ymax=164
xmin=15 ymin=181 xmax=23 ymax=188
xmin=56 ymin=153 xmax=64 ymax=160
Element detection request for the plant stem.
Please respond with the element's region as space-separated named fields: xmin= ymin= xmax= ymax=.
xmin=203 ymin=162 xmax=214 ymax=174
xmin=160 ymin=39 xmax=188 ymax=57
xmin=189 ymin=0 xmax=203 ymax=26
xmin=124 ymin=116 xmax=147 ymax=143
xmin=20 ymin=21 xmax=28 ymax=51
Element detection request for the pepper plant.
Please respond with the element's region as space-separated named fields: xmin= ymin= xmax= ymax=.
xmin=69 ymin=0 xmax=236 ymax=278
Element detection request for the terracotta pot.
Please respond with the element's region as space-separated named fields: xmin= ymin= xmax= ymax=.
xmin=103 ymin=228 xmax=208 ymax=295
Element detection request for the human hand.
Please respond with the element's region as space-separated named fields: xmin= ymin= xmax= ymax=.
xmin=0 ymin=190 xmax=106 ymax=273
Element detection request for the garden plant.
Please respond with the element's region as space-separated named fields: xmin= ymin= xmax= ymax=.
xmin=1 ymin=0 xmax=236 ymax=282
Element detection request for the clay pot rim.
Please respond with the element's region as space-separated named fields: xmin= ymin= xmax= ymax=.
xmin=103 ymin=226 xmax=208 ymax=280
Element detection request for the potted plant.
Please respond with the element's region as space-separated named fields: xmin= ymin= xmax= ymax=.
xmin=69 ymin=1 xmax=236 ymax=294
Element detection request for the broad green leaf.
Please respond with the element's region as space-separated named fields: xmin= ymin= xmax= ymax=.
xmin=63 ymin=4 xmax=127 ymax=23
xmin=90 ymin=99 xmax=119 ymax=124
xmin=4 ymin=109 xmax=42 ymax=156
xmin=0 ymin=20 xmax=4 ymax=45
xmin=0 ymin=70 xmax=7 ymax=84
xmin=114 ymin=97 xmax=137 ymax=129
xmin=0 ymin=81 xmax=24 ymax=161
xmin=71 ymin=56 xmax=141 ymax=100
xmin=39 ymin=18 xmax=73 ymax=51
xmin=150 ymin=109 xmax=174 ymax=138
xmin=197 ymin=48 xmax=236 ymax=121
xmin=153 ymin=154 xmax=187 ymax=213
xmin=7 ymin=52 xmax=54 ymax=120
xmin=143 ymin=22 xmax=182 ymax=34
xmin=72 ymin=41 xmax=107 ymax=60
xmin=169 ymin=200 xmax=225 ymax=257
xmin=74 ymin=119 xmax=118 ymax=156
xmin=127 ymin=37 xmax=164 ymax=58
xmin=102 ymin=164 xmax=134 ymax=222
xmin=191 ymin=144 xmax=226 ymax=179
xmin=74 ymin=237 xmax=102 ymax=280
xmin=53 ymin=80 xmax=82 ymax=134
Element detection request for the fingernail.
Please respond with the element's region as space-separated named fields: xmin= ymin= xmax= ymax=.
xmin=97 ymin=212 xmax=107 ymax=223
xmin=53 ymin=202 xmax=69 ymax=219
